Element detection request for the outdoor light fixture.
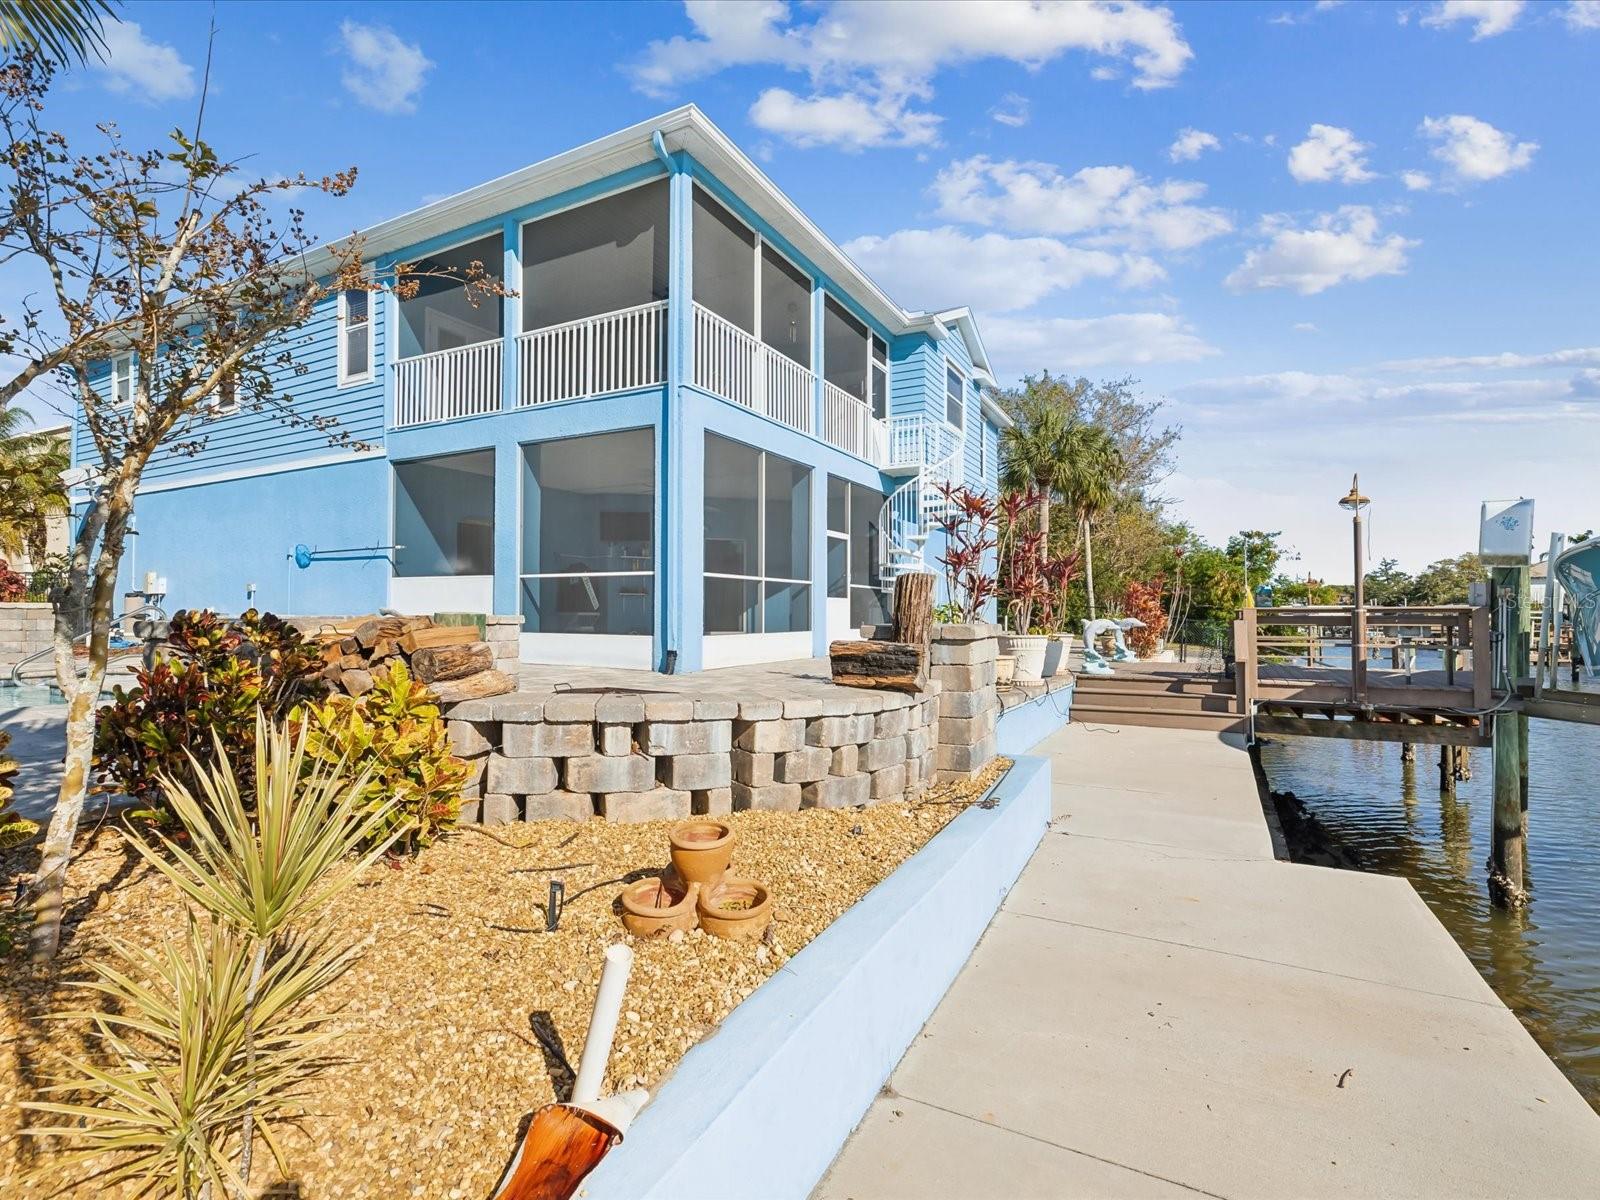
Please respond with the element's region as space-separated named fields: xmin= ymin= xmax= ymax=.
xmin=1339 ymin=474 xmax=1370 ymax=513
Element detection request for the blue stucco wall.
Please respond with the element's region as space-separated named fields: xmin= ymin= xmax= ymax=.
xmin=120 ymin=454 xmax=390 ymax=616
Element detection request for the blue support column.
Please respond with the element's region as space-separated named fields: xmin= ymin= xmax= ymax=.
xmin=662 ymin=162 xmax=695 ymax=671
xmin=380 ymin=259 xmax=397 ymax=430
xmin=810 ymin=284 xmax=829 ymax=657
xmin=811 ymin=285 xmax=825 ymax=440
xmin=494 ymin=441 xmax=520 ymax=620
xmin=501 ymin=216 xmax=520 ymax=412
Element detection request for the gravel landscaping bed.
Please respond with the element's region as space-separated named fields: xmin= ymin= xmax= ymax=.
xmin=0 ymin=759 xmax=1009 ymax=1198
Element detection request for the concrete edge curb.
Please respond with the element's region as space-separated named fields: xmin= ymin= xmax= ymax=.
xmin=995 ymin=683 xmax=1074 ymax=757
xmin=580 ymin=754 xmax=1053 ymax=1200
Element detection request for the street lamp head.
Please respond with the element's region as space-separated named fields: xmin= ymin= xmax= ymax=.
xmin=1338 ymin=473 xmax=1369 ymax=512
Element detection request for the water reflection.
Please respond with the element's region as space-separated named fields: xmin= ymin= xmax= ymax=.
xmin=1260 ymin=713 xmax=1600 ymax=1110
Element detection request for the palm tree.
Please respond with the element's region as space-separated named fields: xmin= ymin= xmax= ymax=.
xmin=0 ymin=0 xmax=116 ymax=66
xmin=0 ymin=405 xmax=70 ymax=566
xmin=1056 ymin=422 xmax=1121 ymax=619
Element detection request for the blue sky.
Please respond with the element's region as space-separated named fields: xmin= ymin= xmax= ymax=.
xmin=23 ymin=0 xmax=1600 ymax=580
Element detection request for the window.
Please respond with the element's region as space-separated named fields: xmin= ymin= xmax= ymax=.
xmin=397 ymin=232 xmax=503 ymax=359
xmin=870 ymin=335 xmax=889 ymax=420
xmin=522 ymin=180 xmax=669 ymax=330
xmin=945 ymin=363 xmax=965 ymax=430
xmin=979 ymin=418 xmax=990 ymax=479
xmin=394 ymin=451 xmax=495 ymax=577
xmin=111 ymin=353 xmax=135 ymax=406
xmin=704 ymin=433 xmax=811 ymax=634
xmin=828 ymin=475 xmax=892 ymax=627
xmin=823 ymin=295 xmax=869 ymax=402
xmin=338 ymin=289 xmax=373 ymax=384
xmin=760 ymin=244 xmax=811 ymax=367
xmin=693 ymin=188 xmax=756 ymax=331
xmin=520 ymin=428 xmax=654 ymax=636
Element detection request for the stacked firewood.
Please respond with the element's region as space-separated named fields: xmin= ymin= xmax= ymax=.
xmin=316 ymin=615 xmax=515 ymax=703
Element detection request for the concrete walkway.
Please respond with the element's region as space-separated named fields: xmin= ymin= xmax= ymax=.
xmin=0 ymin=705 xmax=66 ymax=822
xmin=816 ymin=724 xmax=1600 ymax=1200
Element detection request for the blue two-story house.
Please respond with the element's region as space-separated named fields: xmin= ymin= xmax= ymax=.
xmin=81 ymin=106 xmax=1008 ymax=673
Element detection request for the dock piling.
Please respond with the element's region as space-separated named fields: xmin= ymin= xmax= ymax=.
xmin=1488 ymin=565 xmax=1531 ymax=907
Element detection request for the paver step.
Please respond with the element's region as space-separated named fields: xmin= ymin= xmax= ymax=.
xmin=1069 ymin=699 xmax=1247 ymax=733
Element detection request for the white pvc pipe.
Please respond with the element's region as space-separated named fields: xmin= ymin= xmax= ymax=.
xmin=571 ymin=943 xmax=634 ymax=1104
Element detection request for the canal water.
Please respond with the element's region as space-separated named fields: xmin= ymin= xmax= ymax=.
xmin=1259 ymin=709 xmax=1600 ymax=1110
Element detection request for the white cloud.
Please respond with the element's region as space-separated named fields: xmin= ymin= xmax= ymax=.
xmin=1287 ymin=124 xmax=1375 ymax=183
xmin=1293 ymin=321 xmax=1319 ymax=332
xmin=931 ymin=155 xmax=1232 ymax=251
xmin=339 ymin=20 xmax=433 ymax=115
xmin=1401 ymin=170 xmax=1433 ymax=191
xmin=984 ymin=312 xmax=1219 ymax=370
xmin=1168 ymin=127 xmax=1220 ymax=162
xmin=1568 ymin=1 xmax=1600 ymax=30
xmin=841 ymin=227 xmax=1157 ymax=312
xmin=749 ymin=88 xmax=939 ymax=150
xmin=1420 ymin=1 xmax=1526 ymax=38
xmin=1419 ymin=114 xmax=1537 ymax=183
xmin=1224 ymin=206 xmax=1415 ymax=295
xmin=990 ymin=93 xmax=1030 ymax=128
xmin=1379 ymin=346 xmax=1600 ymax=372
xmin=95 ymin=20 xmax=196 ymax=102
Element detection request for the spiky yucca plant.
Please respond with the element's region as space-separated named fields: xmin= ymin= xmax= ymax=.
xmin=25 ymin=714 xmax=398 ymax=1195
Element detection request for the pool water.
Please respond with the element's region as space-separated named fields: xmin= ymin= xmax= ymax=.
xmin=0 ymin=682 xmax=69 ymax=708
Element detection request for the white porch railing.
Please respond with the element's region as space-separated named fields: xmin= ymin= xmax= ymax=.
xmin=888 ymin=413 xmax=961 ymax=478
xmin=822 ymin=381 xmax=887 ymax=466
xmin=517 ymin=300 xmax=667 ymax=407
xmin=393 ymin=341 xmax=502 ymax=428
xmin=693 ymin=303 xmax=813 ymax=435
xmin=880 ymin=414 xmax=965 ymax=581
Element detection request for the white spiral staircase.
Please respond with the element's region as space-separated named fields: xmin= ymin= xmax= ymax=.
xmin=880 ymin=415 xmax=964 ymax=582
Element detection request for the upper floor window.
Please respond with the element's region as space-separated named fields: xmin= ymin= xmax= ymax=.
xmin=979 ymin=418 xmax=990 ymax=478
xmin=823 ymin=295 xmax=869 ymax=403
xmin=338 ymin=288 xmax=373 ymax=385
xmin=397 ymin=232 xmax=503 ymax=360
xmin=111 ymin=352 xmax=135 ymax=406
xmin=522 ymin=179 xmax=668 ymax=331
xmin=870 ymin=335 xmax=888 ymax=421
xmin=693 ymin=186 xmax=812 ymax=368
xmin=945 ymin=363 xmax=965 ymax=430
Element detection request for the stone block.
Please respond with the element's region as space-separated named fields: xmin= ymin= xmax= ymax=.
xmin=486 ymin=694 xmax=547 ymax=722
xmin=732 ymin=749 xmax=776 ymax=786
xmin=694 ymin=787 xmax=733 ymax=816
xmin=731 ymin=781 xmax=802 ymax=812
xmin=933 ymin=660 xmax=996 ymax=692
xmin=805 ymin=713 xmax=875 ymax=748
xmin=458 ymin=799 xmax=481 ymax=823
xmin=596 ymin=695 xmax=647 ymax=724
xmin=904 ymin=725 xmax=933 ymax=759
xmin=870 ymin=763 xmax=908 ymax=802
xmin=522 ymin=791 xmax=593 ymax=822
xmin=829 ymin=744 xmax=859 ymax=777
xmin=641 ymin=720 xmax=732 ymax=756
xmin=694 ymin=698 xmax=740 ymax=720
xmin=938 ymin=689 xmax=998 ymax=720
xmin=598 ymin=786 xmax=692 ymax=823
xmin=599 ymin=725 xmax=634 ymax=756
xmin=931 ymin=622 xmax=998 ymax=642
xmin=544 ymin=693 xmax=599 ymax=722
xmin=821 ymin=694 xmax=859 ymax=716
xmin=486 ymin=754 xmax=558 ymax=796
xmin=783 ymin=697 xmax=825 ymax=719
xmin=737 ymin=699 xmax=784 ymax=721
xmin=659 ymin=753 xmax=732 ymax=791
xmin=939 ymin=708 xmax=998 ymax=745
xmin=861 ymin=736 xmax=907 ymax=772
xmin=480 ymin=794 xmax=518 ymax=825
xmin=936 ymin=734 xmax=997 ymax=775
xmin=802 ymin=773 xmax=870 ymax=809
xmin=503 ymin=720 xmax=592 ymax=757
xmin=775 ymin=745 xmax=830 ymax=784
xmin=735 ymin=718 xmax=805 ymax=753
xmin=874 ymin=707 xmax=909 ymax=739
xmin=564 ymin=753 xmax=655 ymax=793
xmin=930 ymin=638 xmax=998 ymax=666
xmin=446 ymin=719 xmax=496 ymax=757
xmin=643 ymin=696 xmax=696 ymax=721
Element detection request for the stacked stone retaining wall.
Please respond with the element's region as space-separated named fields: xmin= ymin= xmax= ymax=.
xmin=0 ymin=603 xmax=53 ymax=665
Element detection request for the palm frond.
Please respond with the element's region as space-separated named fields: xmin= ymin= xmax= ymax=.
xmin=0 ymin=0 xmax=116 ymax=67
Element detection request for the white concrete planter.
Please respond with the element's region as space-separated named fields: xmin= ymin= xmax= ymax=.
xmin=1003 ymin=634 xmax=1048 ymax=682
xmin=1041 ymin=633 xmax=1073 ymax=678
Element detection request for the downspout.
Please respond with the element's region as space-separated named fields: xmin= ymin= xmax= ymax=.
xmin=653 ymin=129 xmax=679 ymax=672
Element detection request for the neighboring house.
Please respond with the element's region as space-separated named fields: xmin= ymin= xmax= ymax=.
xmin=6 ymin=421 xmax=71 ymax=572
xmin=73 ymin=106 xmax=1008 ymax=673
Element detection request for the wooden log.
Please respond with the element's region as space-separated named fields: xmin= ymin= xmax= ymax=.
xmin=342 ymin=668 xmax=374 ymax=697
xmin=828 ymin=639 xmax=923 ymax=693
xmin=338 ymin=653 xmax=366 ymax=671
xmin=355 ymin=615 xmax=422 ymax=648
xmin=891 ymin=573 xmax=935 ymax=649
xmin=340 ymin=636 xmax=360 ymax=655
xmin=370 ymin=636 xmax=401 ymax=661
xmin=398 ymin=624 xmax=479 ymax=655
xmin=411 ymin=642 xmax=493 ymax=683
xmin=428 ymin=668 xmax=516 ymax=704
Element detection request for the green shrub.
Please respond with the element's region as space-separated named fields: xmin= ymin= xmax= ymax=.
xmin=294 ymin=660 xmax=469 ymax=853
xmin=0 ymin=729 xmax=39 ymax=849
xmin=93 ymin=609 xmax=327 ymax=819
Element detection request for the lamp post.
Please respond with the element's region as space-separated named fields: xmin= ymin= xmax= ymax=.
xmin=1339 ymin=475 xmax=1370 ymax=702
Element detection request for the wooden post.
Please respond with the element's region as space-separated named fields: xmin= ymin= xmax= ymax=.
xmin=1444 ymin=619 xmax=1455 ymax=686
xmin=1400 ymin=741 xmax=1415 ymax=763
xmin=1233 ymin=608 xmax=1258 ymax=715
xmin=891 ymin=572 xmax=935 ymax=651
xmin=1438 ymin=745 xmax=1455 ymax=795
xmin=1488 ymin=565 xmax=1529 ymax=907
xmin=1471 ymin=603 xmax=1492 ymax=711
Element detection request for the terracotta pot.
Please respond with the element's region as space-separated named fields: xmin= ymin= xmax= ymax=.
xmin=996 ymin=654 xmax=1017 ymax=685
xmin=619 ymin=877 xmax=698 ymax=939
xmin=668 ymin=819 xmax=735 ymax=888
xmin=1004 ymin=633 xmax=1049 ymax=682
xmin=697 ymin=878 xmax=773 ymax=942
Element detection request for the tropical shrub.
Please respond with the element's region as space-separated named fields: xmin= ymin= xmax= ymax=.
xmin=935 ymin=484 xmax=999 ymax=623
xmin=93 ymin=609 xmax=326 ymax=817
xmin=1120 ymin=576 xmax=1169 ymax=658
xmin=26 ymin=715 xmax=398 ymax=1195
xmin=295 ymin=660 xmax=468 ymax=852
xmin=0 ymin=728 xmax=40 ymax=850
xmin=0 ymin=559 xmax=25 ymax=602
xmin=998 ymin=488 xmax=1048 ymax=633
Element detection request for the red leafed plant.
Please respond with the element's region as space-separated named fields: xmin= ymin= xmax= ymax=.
xmin=0 ymin=561 xmax=25 ymax=602
xmin=999 ymin=488 xmax=1049 ymax=634
xmin=1035 ymin=549 xmax=1083 ymax=634
xmin=1119 ymin=576 xmax=1168 ymax=658
xmin=935 ymin=483 xmax=999 ymax=623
